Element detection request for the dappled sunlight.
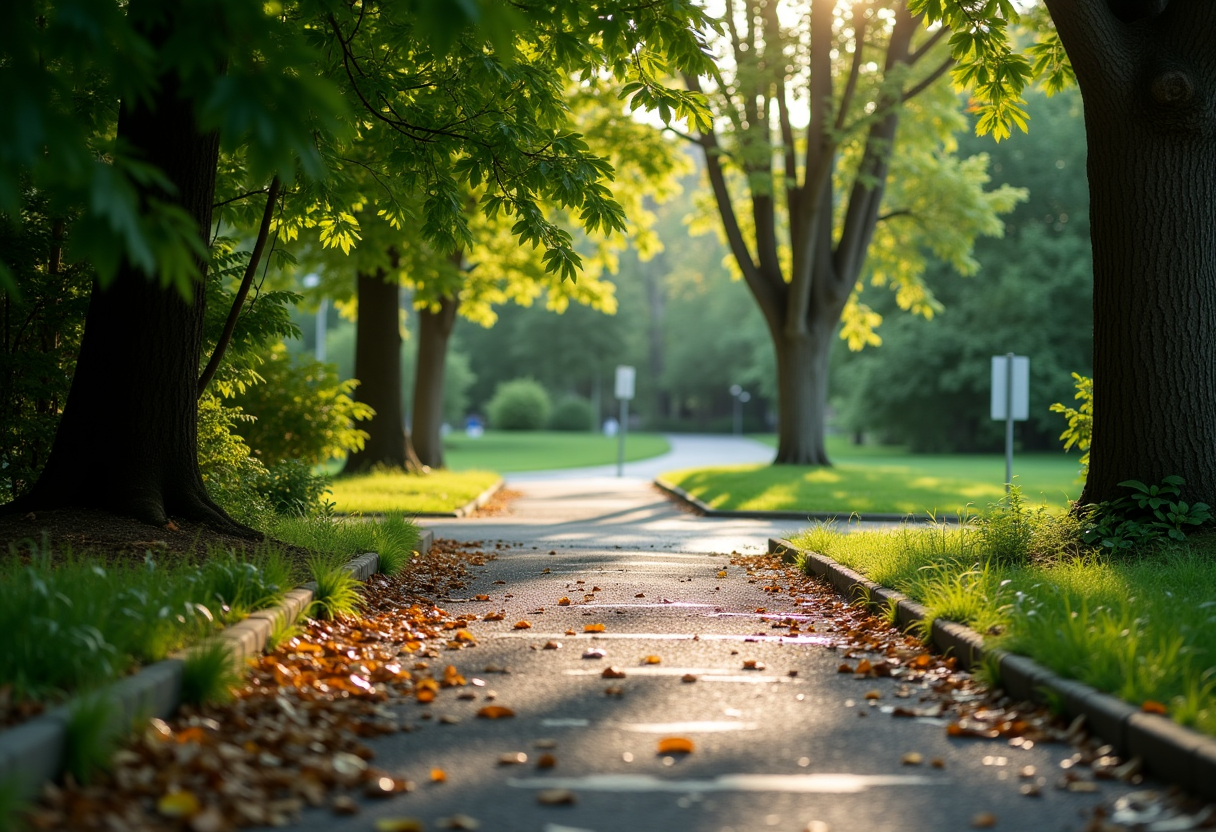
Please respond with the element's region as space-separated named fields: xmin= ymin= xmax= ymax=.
xmin=329 ymin=469 xmax=500 ymax=514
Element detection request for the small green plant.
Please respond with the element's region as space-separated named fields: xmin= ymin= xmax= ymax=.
xmin=257 ymin=459 xmax=333 ymax=517
xmin=180 ymin=641 xmax=240 ymax=706
xmin=486 ymin=378 xmax=551 ymax=430
xmin=308 ymin=560 xmax=361 ymax=620
xmin=978 ymin=486 xmax=1034 ymax=565
xmin=0 ymin=774 xmax=26 ymax=832
xmin=1082 ymin=475 xmax=1212 ymax=550
xmin=372 ymin=515 xmax=420 ymax=575
xmin=63 ymin=694 xmax=117 ymax=785
xmin=1050 ymin=373 xmax=1092 ymax=479
xmin=265 ymin=610 xmax=302 ymax=652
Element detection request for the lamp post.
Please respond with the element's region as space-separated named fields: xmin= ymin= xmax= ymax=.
xmin=729 ymin=385 xmax=751 ymax=436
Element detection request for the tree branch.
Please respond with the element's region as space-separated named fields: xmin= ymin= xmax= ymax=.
xmin=906 ymin=25 xmax=948 ymax=66
xmin=902 ymin=57 xmax=953 ymax=103
xmin=197 ymin=177 xmax=281 ymax=398
xmin=834 ymin=3 xmax=869 ymax=132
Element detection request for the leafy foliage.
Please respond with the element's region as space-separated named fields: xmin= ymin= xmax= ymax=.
xmin=180 ymin=641 xmax=240 ymax=706
xmin=548 ymin=396 xmax=594 ymax=431
xmin=487 ymin=379 xmax=552 ymax=430
xmin=1050 ymin=373 xmax=1092 ymax=476
xmin=227 ymin=345 xmax=371 ymax=467
xmin=1082 ymin=477 xmax=1212 ymax=551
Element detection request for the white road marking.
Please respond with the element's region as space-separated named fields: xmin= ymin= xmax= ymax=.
xmin=508 ymin=773 xmax=944 ymax=794
xmin=611 ymin=721 xmax=759 ymax=733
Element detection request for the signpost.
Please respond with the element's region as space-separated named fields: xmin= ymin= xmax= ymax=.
xmin=615 ymin=365 xmax=636 ymax=477
xmin=991 ymin=354 xmax=1030 ymax=492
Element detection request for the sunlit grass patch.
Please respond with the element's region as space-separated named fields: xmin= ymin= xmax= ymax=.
xmin=443 ymin=430 xmax=671 ymax=472
xmin=327 ymin=469 xmax=500 ymax=514
xmin=789 ymin=514 xmax=1216 ymax=738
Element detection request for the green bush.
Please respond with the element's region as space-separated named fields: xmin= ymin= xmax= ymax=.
xmin=229 ymin=344 xmax=372 ymax=466
xmin=548 ymin=395 xmax=594 ymax=431
xmin=487 ymin=378 xmax=551 ymax=430
xmin=197 ymin=394 xmax=276 ymax=526
xmin=257 ymin=459 xmax=333 ymax=517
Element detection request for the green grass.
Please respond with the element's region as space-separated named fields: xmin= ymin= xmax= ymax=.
xmin=664 ymin=434 xmax=1081 ymax=514
xmin=0 ymin=543 xmax=290 ymax=704
xmin=267 ymin=513 xmax=420 ymax=570
xmin=326 ymin=469 xmax=501 ymax=514
xmin=788 ymin=515 xmax=1216 ymax=737
xmin=180 ymin=641 xmax=241 ymax=706
xmin=443 ymin=430 xmax=671 ymax=473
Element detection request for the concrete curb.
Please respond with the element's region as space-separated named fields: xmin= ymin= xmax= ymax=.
xmin=655 ymin=477 xmax=957 ymax=524
xmin=769 ymin=537 xmax=1216 ymax=801
xmin=0 ymin=528 xmax=434 ymax=801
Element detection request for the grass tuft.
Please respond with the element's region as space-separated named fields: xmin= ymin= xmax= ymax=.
xmin=63 ymin=694 xmax=116 ymax=785
xmin=264 ymin=609 xmax=302 ymax=653
xmin=308 ymin=558 xmax=361 ymax=620
xmin=180 ymin=641 xmax=240 ymax=707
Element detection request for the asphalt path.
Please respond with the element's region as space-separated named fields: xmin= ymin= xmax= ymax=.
xmin=287 ymin=453 xmax=1142 ymax=832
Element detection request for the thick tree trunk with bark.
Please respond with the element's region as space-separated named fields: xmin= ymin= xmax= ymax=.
xmin=412 ymin=295 xmax=458 ymax=469
xmin=344 ymin=266 xmax=420 ymax=473
xmin=771 ymin=316 xmax=836 ymax=465
xmin=11 ymin=41 xmax=251 ymax=534
xmin=1044 ymin=0 xmax=1216 ymax=505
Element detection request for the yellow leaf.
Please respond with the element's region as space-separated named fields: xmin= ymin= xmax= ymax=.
xmin=156 ymin=791 xmax=200 ymax=818
xmin=644 ymin=655 xmax=661 ymax=665
xmin=584 ymin=623 xmax=606 ymax=633
xmin=514 ymin=621 xmax=532 ymax=630
xmin=717 ymin=570 xmax=727 ymax=578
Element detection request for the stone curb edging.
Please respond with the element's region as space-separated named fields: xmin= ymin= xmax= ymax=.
xmin=767 ymin=537 xmax=1216 ymax=801
xmin=654 ymin=477 xmax=957 ymax=524
xmin=0 ymin=528 xmax=435 ymax=801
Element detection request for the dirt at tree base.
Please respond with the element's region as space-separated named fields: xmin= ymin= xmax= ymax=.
xmin=0 ymin=507 xmax=311 ymax=568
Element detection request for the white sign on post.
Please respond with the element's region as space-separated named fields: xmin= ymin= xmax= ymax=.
xmin=991 ymin=354 xmax=1030 ymax=492
xmin=990 ymin=355 xmax=1030 ymax=421
xmin=615 ymin=365 xmax=636 ymax=401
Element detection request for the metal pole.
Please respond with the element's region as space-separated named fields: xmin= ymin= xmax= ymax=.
xmin=1005 ymin=352 xmax=1014 ymax=493
xmin=617 ymin=399 xmax=628 ymax=477
xmin=733 ymin=396 xmax=741 ymax=436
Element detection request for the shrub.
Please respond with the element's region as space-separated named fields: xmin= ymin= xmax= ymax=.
xmin=487 ymin=378 xmax=551 ymax=430
xmin=229 ymin=344 xmax=372 ymax=466
xmin=548 ymin=395 xmax=594 ymax=431
xmin=197 ymin=394 xmax=275 ymax=527
xmin=257 ymin=459 xmax=333 ymax=517
xmin=1050 ymin=373 xmax=1092 ymax=478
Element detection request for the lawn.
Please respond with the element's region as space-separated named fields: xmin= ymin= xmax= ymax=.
xmin=787 ymin=520 xmax=1216 ymax=738
xmin=443 ymin=430 xmax=671 ymax=473
xmin=662 ymin=434 xmax=1082 ymax=515
xmin=327 ymin=469 xmax=502 ymax=515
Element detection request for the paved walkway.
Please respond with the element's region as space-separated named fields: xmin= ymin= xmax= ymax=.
xmin=506 ymin=433 xmax=775 ymax=482
xmin=296 ymin=469 xmax=1138 ymax=832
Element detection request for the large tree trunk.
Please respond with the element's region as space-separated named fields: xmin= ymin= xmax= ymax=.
xmin=11 ymin=36 xmax=251 ymax=534
xmin=771 ymin=311 xmax=836 ymax=465
xmin=1044 ymin=0 xmax=1216 ymax=506
xmin=412 ymin=295 xmax=458 ymax=469
xmin=343 ymin=265 xmax=421 ymax=473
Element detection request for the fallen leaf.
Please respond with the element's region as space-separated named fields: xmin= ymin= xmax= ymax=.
xmin=604 ymin=685 xmax=624 ymax=696
xmin=541 ymin=568 xmax=551 ymax=574
xmin=431 ymin=768 xmax=447 ymax=782
xmin=657 ymin=737 xmax=695 ymax=754
xmin=1141 ymin=700 xmax=1168 ymax=715
xmin=498 ymin=752 xmax=528 ymax=765
xmin=514 ymin=621 xmax=532 ymax=630
xmin=584 ymin=624 xmax=606 ymax=633
xmin=582 ymin=648 xmax=607 ymax=659
xmin=742 ymin=660 xmax=766 ymax=671
xmin=375 ymin=820 xmax=425 ymax=832
xmin=565 ymin=629 xmax=576 ymax=635
xmin=536 ymin=788 xmax=577 ymax=805
xmin=557 ymin=597 xmax=572 ymax=606
xmin=416 ymin=688 xmax=436 ymax=703
xmin=971 ymin=812 xmax=997 ymax=828
xmin=837 ymin=663 xmax=855 ymax=673
xmin=856 ymin=659 xmax=873 ymax=674
xmin=644 ymin=655 xmax=661 ymax=664
xmin=864 ymin=690 xmax=881 ymax=701
xmin=717 ymin=570 xmax=727 ymax=578
xmin=477 ymin=706 xmax=516 ymax=719
xmin=681 ymin=673 xmax=698 ymax=683
xmin=484 ymin=612 xmax=505 ymax=621
xmin=901 ymin=752 xmax=924 ymax=765
xmin=157 ymin=791 xmax=201 ymax=819
xmin=437 ymin=815 xmax=481 ymax=830
xmin=930 ymin=758 xmax=945 ymax=769
xmin=537 ymin=753 xmax=557 ymax=769
xmin=332 ymin=795 xmax=359 ymax=816
xmin=635 ymin=593 xmax=645 ymax=598
xmin=602 ymin=667 xmax=627 ymax=679
xmin=543 ymin=640 xmax=562 ymax=650
xmin=474 ymin=595 xmax=490 ymax=601
xmin=755 ymin=607 xmax=766 ymax=613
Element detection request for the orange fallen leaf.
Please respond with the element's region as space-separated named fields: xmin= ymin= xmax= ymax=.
xmin=453 ymin=630 xmax=476 ymax=643
xmin=416 ymin=688 xmax=436 ymax=703
xmin=657 ymin=737 xmax=695 ymax=754
xmin=474 ymin=595 xmax=490 ymax=601
xmin=543 ymin=640 xmax=562 ymax=650
xmin=717 ymin=570 xmax=727 ymax=578
xmin=1141 ymin=700 xmax=1168 ymax=715
xmin=537 ymin=753 xmax=557 ymax=769
xmin=742 ymin=660 xmax=765 ymax=670
xmin=644 ymin=655 xmax=661 ymax=665
xmin=443 ymin=665 xmax=467 ymax=686
xmin=431 ymin=768 xmax=447 ymax=782
xmin=635 ymin=593 xmax=645 ymax=598
xmin=557 ymin=597 xmax=572 ymax=606
xmin=584 ymin=624 xmax=606 ymax=633
xmin=755 ymin=607 xmax=766 ymax=613
xmin=156 ymin=791 xmax=200 ymax=818
xmin=484 ymin=612 xmax=505 ymax=621
xmin=864 ymin=689 xmax=881 ymax=700
xmin=837 ymin=663 xmax=854 ymax=673
xmin=856 ymin=658 xmax=873 ymax=674
xmin=514 ymin=621 xmax=532 ymax=630
xmin=564 ymin=629 xmax=576 ymax=636
xmin=602 ymin=667 xmax=627 ymax=679
xmin=477 ymin=705 xmax=516 ymax=719
xmin=681 ymin=673 xmax=697 ymax=683
xmin=592 ymin=586 xmax=601 ymax=592
xmin=971 ymin=812 xmax=997 ymax=829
